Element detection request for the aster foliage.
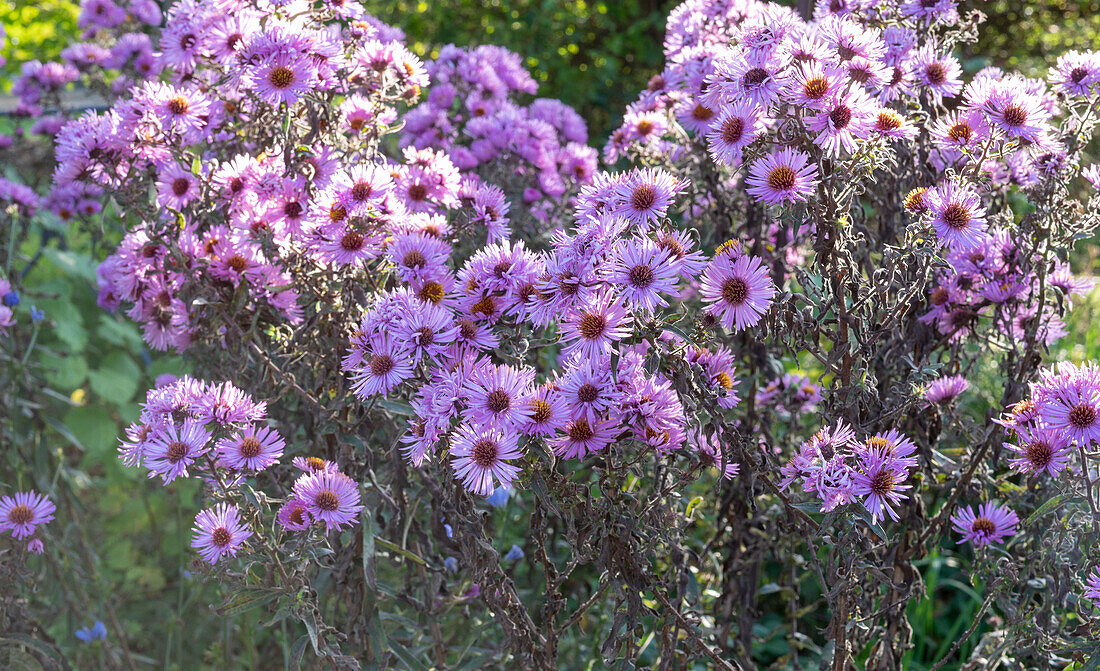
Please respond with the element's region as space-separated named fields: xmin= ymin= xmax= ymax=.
xmin=4 ymin=0 xmax=1100 ymax=668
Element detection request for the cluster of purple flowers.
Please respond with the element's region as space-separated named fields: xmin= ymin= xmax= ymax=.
xmin=402 ymin=45 xmax=597 ymax=223
xmin=119 ymin=376 xmax=361 ymax=565
xmin=779 ymin=421 xmax=916 ymax=523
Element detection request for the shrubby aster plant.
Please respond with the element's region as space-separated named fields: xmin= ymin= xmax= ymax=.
xmin=4 ymin=0 xmax=1100 ymax=668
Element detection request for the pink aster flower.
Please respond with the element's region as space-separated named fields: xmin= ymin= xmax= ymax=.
xmin=560 ymin=290 xmax=632 ymax=363
xmin=982 ymin=79 xmax=1052 ymax=143
xmin=1036 ymin=368 xmax=1100 ymax=445
xmin=1049 ymin=51 xmax=1100 ymax=97
xmin=807 ymin=87 xmax=874 ymax=157
xmin=705 ymin=100 xmax=764 ymax=166
xmin=191 ymin=503 xmax=252 ymax=564
xmin=745 ymin=147 xmax=819 ymax=205
xmin=215 ymin=425 xmax=285 ymax=471
xmin=144 ymin=419 xmax=212 ymax=484
xmin=911 ymin=46 xmax=963 ymax=101
xmin=277 ymin=499 xmax=313 ymax=531
xmin=1085 ymin=567 xmax=1100 ymax=607
xmin=924 ymin=375 xmax=969 ymax=405
xmin=462 ymin=363 xmax=535 ymax=429
xmin=784 ymin=60 xmax=846 ymax=110
xmin=699 ymin=252 xmax=776 ymax=331
xmin=250 ymin=51 xmax=317 ymax=106
xmin=1005 ymin=425 xmax=1073 ymax=478
xmin=449 ymin=424 xmax=524 ymax=496
xmin=551 ymin=416 xmax=616 ymax=459
xmin=155 ymin=162 xmax=200 ymax=210
xmin=852 ymin=450 xmax=911 ymax=523
xmin=0 ymin=491 xmax=56 ymax=540
xmin=611 ymin=168 xmax=685 ymax=228
xmin=951 ymin=502 xmax=1019 ymax=549
xmin=293 ymin=471 xmax=363 ymax=533
xmin=925 ymin=179 xmax=988 ymax=250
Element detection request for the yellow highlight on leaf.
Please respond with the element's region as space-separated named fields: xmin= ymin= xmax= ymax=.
xmin=71 ymin=388 xmax=87 ymax=406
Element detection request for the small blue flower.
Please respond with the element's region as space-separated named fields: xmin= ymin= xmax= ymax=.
xmin=444 ymin=557 xmax=458 ymax=572
xmin=486 ymin=486 xmax=511 ymax=508
xmin=2 ymin=291 xmax=19 ymax=308
xmin=444 ymin=523 xmax=453 ymax=538
xmin=75 ymin=621 xmax=107 ymax=643
xmin=29 ymin=306 xmax=45 ymax=322
xmin=503 ymin=544 xmax=524 ymax=562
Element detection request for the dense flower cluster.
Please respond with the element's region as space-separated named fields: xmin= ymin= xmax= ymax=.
xmin=120 ymin=376 xmax=362 ymax=564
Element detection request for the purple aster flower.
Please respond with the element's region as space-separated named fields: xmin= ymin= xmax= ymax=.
xmin=250 ymin=52 xmax=317 ymax=106
xmin=0 ymin=491 xmax=56 ymax=540
xmin=951 ymin=502 xmax=1019 ymax=549
xmin=1036 ymin=366 xmax=1100 ymax=445
xmin=193 ymin=381 xmax=266 ymax=425
xmin=560 ymin=290 xmax=632 ymax=363
xmin=449 ymin=423 xmax=523 ymax=496
xmin=156 ymin=162 xmax=200 ymax=210
xmin=551 ymin=416 xmax=616 ymax=459
xmin=27 ymin=538 xmax=45 ymax=554
xmin=609 ymin=237 xmax=679 ymax=312
xmin=191 ymin=503 xmax=252 ymax=564
xmin=277 ymin=499 xmax=313 ymax=531
xmin=807 ymin=86 xmax=875 ymax=157
xmin=704 ymin=49 xmax=789 ymax=109
xmin=522 ymin=384 xmax=568 ymax=437
xmin=462 ymin=363 xmax=535 ymax=429
xmin=871 ymin=108 xmax=918 ymax=141
xmin=216 ymin=425 xmax=285 ymax=471
xmin=1005 ymin=425 xmax=1073 ymax=478
xmin=745 ymin=147 xmax=819 ymax=205
xmin=144 ymin=419 xmax=212 ymax=484
xmin=911 ymin=46 xmax=963 ymax=100
xmin=931 ymin=110 xmax=989 ymax=152
xmin=925 ymin=375 xmax=969 ymax=405
xmin=982 ymin=79 xmax=1052 ymax=143
xmin=852 ymin=450 xmax=911 ymax=523
xmin=292 ymin=455 xmax=340 ymax=474
xmin=699 ymin=252 xmax=776 ymax=331
xmin=925 ymin=179 xmax=988 ymax=250
xmin=293 ymin=471 xmax=363 ymax=533
xmin=346 ymin=335 xmax=414 ymax=398
xmin=1049 ymin=51 xmax=1100 ymax=97
xmin=560 ymin=358 xmax=619 ymax=424
xmin=784 ymin=61 xmax=846 ymax=110
xmin=705 ymin=100 xmax=764 ymax=166
xmin=1085 ymin=568 xmax=1100 ymax=607
xmin=611 ymin=168 xmax=684 ymax=228
xmin=860 ymin=429 xmax=919 ymax=469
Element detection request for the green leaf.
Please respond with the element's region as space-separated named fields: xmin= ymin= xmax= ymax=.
xmin=216 ymin=588 xmax=281 ymax=616
xmin=42 ymin=248 xmax=98 ymax=283
xmin=88 ymin=351 xmax=141 ymax=404
xmin=63 ymin=405 xmax=119 ymax=458
xmin=38 ymin=351 xmax=88 ymax=391
xmin=386 ymin=636 xmax=430 ymax=671
xmin=96 ymin=314 xmax=145 ymax=350
xmin=1024 ymin=495 xmax=1082 ymax=528
xmin=375 ymin=398 xmax=415 ymax=416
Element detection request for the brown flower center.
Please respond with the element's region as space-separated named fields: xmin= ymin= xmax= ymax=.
xmin=239 ymin=436 xmax=262 ymax=459
xmin=212 ymin=527 xmax=232 ymax=547
xmin=1001 ymin=104 xmax=1027 ymax=127
xmin=172 ymin=177 xmax=191 ymax=196
xmin=568 ymin=418 xmax=595 ymax=442
xmin=1024 ymin=440 xmax=1053 ymax=468
xmin=532 ymin=399 xmax=552 ymax=423
xmin=721 ymin=116 xmax=745 ymax=144
xmin=947 ymin=122 xmax=973 ymax=144
xmin=971 ymin=517 xmax=996 ymax=535
xmin=941 ymin=203 xmax=971 ymax=230
xmin=167 ymin=96 xmax=189 ymax=115
xmin=486 ymin=389 xmax=511 ymax=413
xmin=341 ymin=231 xmax=365 ymax=251
xmin=576 ymin=384 xmax=599 ymax=403
xmin=631 ymin=185 xmax=657 ymax=211
xmin=829 ymin=105 xmax=852 ymax=129
xmin=351 ymin=182 xmax=373 ymax=201
xmin=743 ymin=67 xmax=768 ymax=86
xmin=8 ymin=504 xmax=33 ymax=526
xmin=315 ymin=490 xmax=340 ymax=511
xmin=368 ymin=354 xmax=395 ymax=377
xmin=166 ymin=441 xmax=189 ymax=464
xmin=577 ymin=313 xmax=608 ymax=340
xmin=803 ymin=76 xmax=829 ymax=100
xmin=268 ymin=66 xmax=295 ymax=89
xmin=766 ymin=165 xmax=797 ymax=192
xmin=924 ymin=63 xmax=947 ymax=85
xmin=471 ymin=438 xmax=498 ymax=467
xmin=721 ymin=277 xmax=749 ymax=306
xmin=1069 ymin=403 xmax=1097 ymax=428
xmin=403 ymin=250 xmax=426 ymax=269
xmin=628 ymin=265 xmax=654 ymax=288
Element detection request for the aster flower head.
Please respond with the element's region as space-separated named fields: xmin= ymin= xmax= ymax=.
xmin=925 ymin=179 xmax=988 ymax=250
xmin=0 ymin=491 xmax=56 ymax=540
xmin=924 ymin=375 xmax=969 ymax=405
xmin=700 ymin=252 xmax=776 ymax=332
xmin=560 ymin=290 xmax=632 ymax=363
xmin=293 ymin=471 xmax=363 ymax=533
xmin=144 ymin=419 xmax=212 ymax=484
xmin=345 ymin=334 xmax=414 ymax=398
xmin=250 ymin=51 xmax=317 ymax=106
xmin=449 ymin=424 xmax=524 ymax=496
xmin=608 ymin=237 xmax=679 ymax=312
xmin=1036 ymin=363 xmax=1100 ymax=445
xmin=216 ymin=425 xmax=285 ymax=471
xmin=1085 ymin=567 xmax=1100 ymax=607
xmin=463 ymin=363 xmax=535 ymax=429
xmin=911 ymin=46 xmax=964 ymax=100
xmin=277 ymin=499 xmax=313 ymax=531
xmin=982 ymin=78 xmax=1053 ymax=143
xmin=784 ymin=60 xmax=846 ymax=110
xmin=745 ymin=147 xmax=819 ymax=205
xmin=852 ymin=449 xmax=912 ymax=523
xmin=191 ymin=503 xmax=252 ymax=564
xmin=611 ymin=168 xmax=684 ymax=228
xmin=706 ymin=99 xmax=765 ymax=166
xmin=1049 ymin=50 xmax=1100 ymax=97
xmin=951 ymin=502 xmax=1019 ymax=549
xmin=808 ymin=86 xmax=875 ymax=157
xmin=931 ymin=110 xmax=989 ymax=152
xmin=1006 ymin=425 xmax=1073 ymax=478
xmin=551 ymin=416 xmax=616 ymax=460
